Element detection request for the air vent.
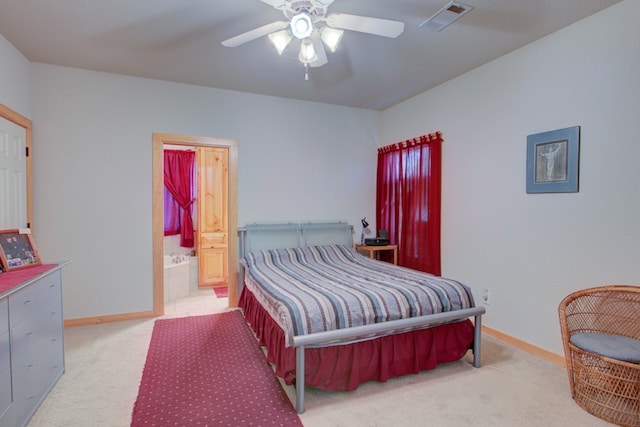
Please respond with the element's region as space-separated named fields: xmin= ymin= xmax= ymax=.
xmin=419 ymin=1 xmax=473 ymax=32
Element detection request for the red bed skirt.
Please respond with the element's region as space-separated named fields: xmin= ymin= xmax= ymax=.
xmin=239 ymin=286 xmax=475 ymax=391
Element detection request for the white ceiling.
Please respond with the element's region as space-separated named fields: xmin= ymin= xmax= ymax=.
xmin=0 ymin=0 xmax=621 ymax=110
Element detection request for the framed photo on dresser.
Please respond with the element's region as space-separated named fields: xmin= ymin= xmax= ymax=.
xmin=0 ymin=229 xmax=42 ymax=271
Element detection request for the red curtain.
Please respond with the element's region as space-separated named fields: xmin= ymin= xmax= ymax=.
xmin=376 ymin=132 xmax=442 ymax=275
xmin=164 ymin=150 xmax=195 ymax=248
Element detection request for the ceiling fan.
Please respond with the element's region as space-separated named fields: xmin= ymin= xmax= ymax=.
xmin=221 ymin=0 xmax=405 ymax=79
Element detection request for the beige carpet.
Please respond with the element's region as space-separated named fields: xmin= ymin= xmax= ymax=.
xmin=27 ymin=290 xmax=613 ymax=426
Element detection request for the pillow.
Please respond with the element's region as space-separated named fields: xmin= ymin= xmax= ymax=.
xmin=241 ymin=247 xmax=297 ymax=268
xmin=570 ymin=332 xmax=640 ymax=364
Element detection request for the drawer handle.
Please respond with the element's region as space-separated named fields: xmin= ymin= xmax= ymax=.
xmin=23 ymin=299 xmax=32 ymax=305
xmin=25 ymin=363 xmax=34 ymax=368
xmin=25 ymin=332 xmax=33 ymax=337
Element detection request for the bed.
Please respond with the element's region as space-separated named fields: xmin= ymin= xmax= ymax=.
xmin=238 ymin=221 xmax=485 ymax=413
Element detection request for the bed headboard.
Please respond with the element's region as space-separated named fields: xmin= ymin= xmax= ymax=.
xmin=238 ymin=221 xmax=353 ymax=258
xmin=237 ymin=221 xmax=353 ymax=294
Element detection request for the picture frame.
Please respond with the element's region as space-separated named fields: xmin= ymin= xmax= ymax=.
xmin=0 ymin=229 xmax=42 ymax=271
xmin=526 ymin=126 xmax=580 ymax=193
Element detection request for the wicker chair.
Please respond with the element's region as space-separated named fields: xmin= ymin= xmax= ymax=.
xmin=559 ymin=285 xmax=640 ymax=427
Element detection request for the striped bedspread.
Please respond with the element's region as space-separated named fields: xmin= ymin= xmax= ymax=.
xmin=240 ymin=244 xmax=475 ymax=346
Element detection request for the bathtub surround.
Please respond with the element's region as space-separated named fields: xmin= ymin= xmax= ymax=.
xmin=163 ymin=255 xmax=190 ymax=304
xmin=189 ymin=256 xmax=198 ymax=291
xmin=163 ymin=235 xmax=192 ymax=257
xmin=165 ymin=234 xmax=199 ymax=291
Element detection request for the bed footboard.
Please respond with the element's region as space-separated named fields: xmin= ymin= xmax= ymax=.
xmin=291 ymin=306 xmax=486 ymax=414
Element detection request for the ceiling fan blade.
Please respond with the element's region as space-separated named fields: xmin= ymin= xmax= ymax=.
xmin=259 ymin=0 xmax=336 ymax=10
xmin=326 ymin=13 xmax=404 ymax=38
xmin=310 ymin=32 xmax=328 ymax=68
xmin=258 ymin=0 xmax=288 ymax=8
xmin=314 ymin=0 xmax=337 ymax=7
xmin=221 ymin=21 xmax=288 ymax=47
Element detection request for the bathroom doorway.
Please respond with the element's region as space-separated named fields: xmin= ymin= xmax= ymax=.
xmin=151 ymin=133 xmax=238 ymax=316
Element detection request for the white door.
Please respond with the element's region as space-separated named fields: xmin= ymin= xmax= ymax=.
xmin=0 ymin=116 xmax=27 ymax=229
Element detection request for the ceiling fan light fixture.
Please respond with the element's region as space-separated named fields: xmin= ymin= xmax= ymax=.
xmin=298 ymin=38 xmax=318 ymax=64
xmin=268 ymin=29 xmax=292 ymax=54
xmin=290 ymin=12 xmax=314 ymax=39
xmin=320 ymin=27 xmax=343 ymax=52
xmin=223 ymin=1 xmax=407 ymax=75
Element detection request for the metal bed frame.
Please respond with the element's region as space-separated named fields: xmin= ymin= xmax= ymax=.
xmin=238 ymin=221 xmax=486 ymax=414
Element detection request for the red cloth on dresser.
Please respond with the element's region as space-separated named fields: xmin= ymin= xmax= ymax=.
xmin=0 ymin=264 xmax=58 ymax=294
xmin=239 ymin=286 xmax=474 ymax=391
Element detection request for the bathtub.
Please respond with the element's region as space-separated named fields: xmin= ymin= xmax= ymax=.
xmin=164 ymin=254 xmax=190 ymax=304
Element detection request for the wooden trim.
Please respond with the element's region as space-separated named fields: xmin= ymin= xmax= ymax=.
xmin=152 ymin=136 xmax=165 ymax=317
xmin=66 ymin=133 xmax=238 ymax=327
xmin=152 ymin=133 xmax=239 ymax=314
xmin=482 ymin=325 xmax=566 ymax=366
xmin=226 ymin=143 xmax=239 ymax=306
xmin=0 ymin=103 xmax=33 ymax=230
xmin=64 ymin=310 xmax=157 ymax=327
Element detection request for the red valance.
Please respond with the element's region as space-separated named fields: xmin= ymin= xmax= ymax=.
xmin=378 ymin=131 xmax=443 ymax=154
xmin=0 ymin=264 xmax=59 ymax=294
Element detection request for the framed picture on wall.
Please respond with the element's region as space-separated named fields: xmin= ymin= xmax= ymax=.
xmin=0 ymin=229 xmax=42 ymax=271
xmin=526 ymin=126 xmax=580 ymax=193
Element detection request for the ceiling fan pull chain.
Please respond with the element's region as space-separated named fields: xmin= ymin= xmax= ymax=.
xmin=305 ymin=63 xmax=310 ymax=81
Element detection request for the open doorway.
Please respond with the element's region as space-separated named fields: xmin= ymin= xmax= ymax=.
xmin=151 ymin=133 xmax=238 ymax=316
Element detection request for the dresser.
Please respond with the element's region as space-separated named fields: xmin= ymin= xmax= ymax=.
xmin=0 ymin=263 xmax=67 ymax=427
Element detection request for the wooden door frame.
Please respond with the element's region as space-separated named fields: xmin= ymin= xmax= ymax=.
xmin=152 ymin=133 xmax=238 ymax=316
xmin=0 ymin=103 xmax=33 ymax=230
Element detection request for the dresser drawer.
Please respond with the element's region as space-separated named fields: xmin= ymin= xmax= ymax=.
xmin=11 ymin=300 xmax=63 ymax=364
xmin=12 ymin=352 xmax=63 ymax=426
xmin=0 ymin=367 xmax=12 ymax=420
xmin=0 ymin=330 xmax=9 ymax=376
xmin=1 ymin=265 xmax=67 ymax=427
xmin=0 ymin=308 xmax=12 ymax=424
xmin=0 ymin=299 xmax=9 ymax=377
xmin=0 ymin=393 xmax=15 ymax=427
xmin=9 ymin=271 xmax=61 ymax=325
xmin=11 ymin=298 xmax=64 ymax=427
xmin=0 ymin=298 xmax=7 ymax=335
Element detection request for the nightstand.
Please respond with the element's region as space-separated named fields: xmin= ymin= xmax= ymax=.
xmin=354 ymin=244 xmax=398 ymax=265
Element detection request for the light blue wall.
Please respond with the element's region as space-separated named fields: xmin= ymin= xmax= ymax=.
xmin=380 ymin=0 xmax=640 ymax=354
xmin=29 ymin=65 xmax=379 ymax=319
xmin=0 ymin=34 xmax=31 ymax=117
xmin=1 ymin=1 xmax=638 ymax=356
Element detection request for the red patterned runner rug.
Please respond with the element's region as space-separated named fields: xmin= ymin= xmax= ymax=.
xmin=131 ymin=311 xmax=302 ymax=426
